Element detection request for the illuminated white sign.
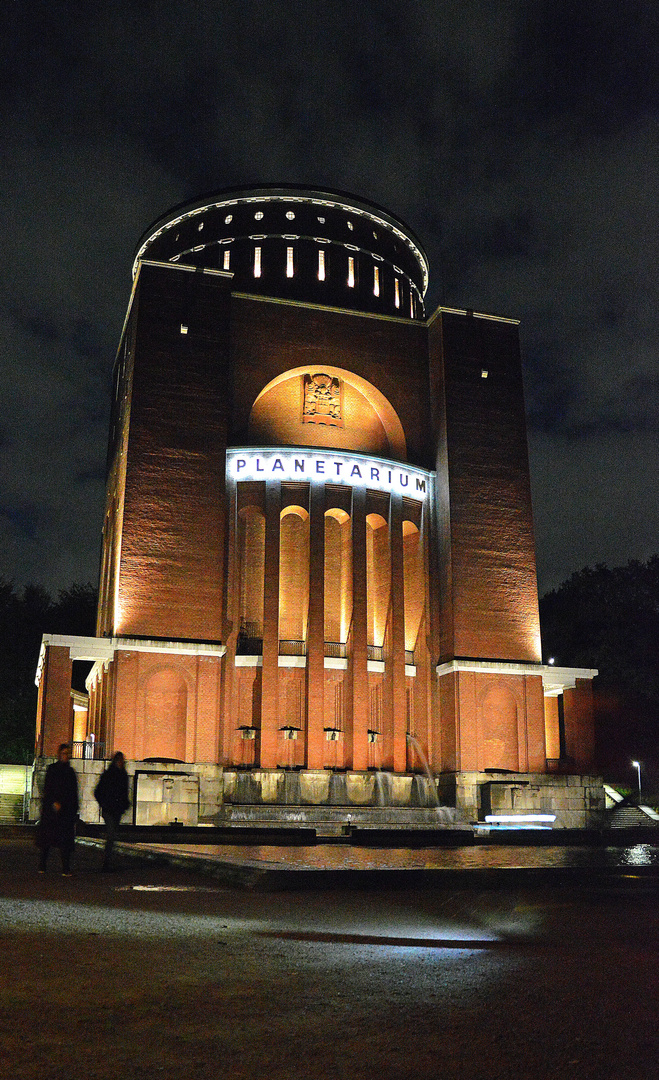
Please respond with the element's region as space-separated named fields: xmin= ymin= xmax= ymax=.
xmin=226 ymin=448 xmax=432 ymax=499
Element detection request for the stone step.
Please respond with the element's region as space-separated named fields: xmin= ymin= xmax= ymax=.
xmin=0 ymin=794 xmax=24 ymax=824
xmin=609 ymin=805 xmax=659 ymax=828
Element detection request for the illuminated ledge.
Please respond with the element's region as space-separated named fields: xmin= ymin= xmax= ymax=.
xmin=36 ymin=634 xmax=226 ymax=687
xmin=541 ymin=665 xmax=599 ymax=695
xmin=426 ymin=305 xmax=520 ymax=326
xmin=235 ymin=655 xmax=262 ymax=668
xmin=232 ymin=652 xmax=410 ymax=669
xmin=232 ymin=290 xmax=425 ymax=327
xmin=325 ymin=657 xmax=348 ymax=670
xmin=138 ymin=259 xmax=233 ymax=282
xmin=113 ymin=637 xmax=226 ymax=657
xmin=435 ymin=659 xmax=598 ymax=695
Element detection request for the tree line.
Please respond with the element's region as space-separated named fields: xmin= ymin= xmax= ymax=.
xmin=0 ymin=581 xmax=97 ymax=762
xmin=540 ymin=556 xmax=659 ymax=791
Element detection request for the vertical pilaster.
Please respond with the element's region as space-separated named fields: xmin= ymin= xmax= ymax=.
xmin=306 ymin=483 xmax=325 ymax=768
xmin=389 ymin=493 xmax=407 ymax=772
xmin=220 ymin=483 xmax=239 ymax=765
xmin=564 ymin=679 xmax=595 ymax=771
xmin=40 ymin=646 xmax=73 ymax=757
xmin=544 ymin=694 xmax=561 ymax=764
xmin=113 ymin=652 xmax=139 ymax=760
xmin=105 ymin=661 xmax=117 ymax=758
xmin=98 ymin=668 xmax=108 ymax=754
xmin=194 ymin=656 xmax=221 ymax=762
xmin=260 ymin=481 xmax=281 ymax=766
xmin=351 ymin=487 xmax=368 ymax=770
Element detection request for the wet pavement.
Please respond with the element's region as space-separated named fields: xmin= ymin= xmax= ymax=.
xmin=75 ymin=833 xmax=659 ymax=889
xmin=1 ymin=830 xmax=657 ymax=1079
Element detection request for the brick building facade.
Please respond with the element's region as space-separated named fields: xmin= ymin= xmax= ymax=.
xmin=34 ymin=187 xmax=600 ymax=828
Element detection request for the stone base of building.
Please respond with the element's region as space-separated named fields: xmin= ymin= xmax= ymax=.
xmin=31 ymin=759 xmax=605 ymax=832
xmin=440 ymin=770 xmax=606 ymax=830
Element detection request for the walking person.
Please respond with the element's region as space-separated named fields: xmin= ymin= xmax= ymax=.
xmin=37 ymin=743 xmax=79 ymax=875
xmin=94 ymin=752 xmax=130 ymax=871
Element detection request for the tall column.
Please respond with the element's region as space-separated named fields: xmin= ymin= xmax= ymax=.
xmin=389 ymin=492 xmax=407 ymax=772
xmin=113 ymin=653 xmax=139 ymax=760
xmin=351 ymin=487 xmax=369 ymax=771
xmin=544 ymin=694 xmax=561 ymax=766
xmin=306 ymin=483 xmax=325 ymax=769
xmin=195 ymin=656 xmax=221 ymax=762
xmin=563 ymin=679 xmax=595 ymax=771
xmin=260 ymin=481 xmax=281 ymax=766
xmin=219 ymin=484 xmax=239 ymax=766
xmin=40 ymin=645 xmax=73 ymax=757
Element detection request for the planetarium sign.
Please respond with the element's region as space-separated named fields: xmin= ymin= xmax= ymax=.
xmin=227 ymin=448 xmax=433 ymax=499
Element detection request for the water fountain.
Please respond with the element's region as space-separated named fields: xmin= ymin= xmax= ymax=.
xmin=406 ymin=733 xmax=440 ymax=808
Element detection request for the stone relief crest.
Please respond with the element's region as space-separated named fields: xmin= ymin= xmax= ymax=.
xmin=302 ymin=373 xmax=343 ymax=427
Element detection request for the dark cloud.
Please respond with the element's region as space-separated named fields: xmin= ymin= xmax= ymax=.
xmin=2 ymin=0 xmax=657 ymax=595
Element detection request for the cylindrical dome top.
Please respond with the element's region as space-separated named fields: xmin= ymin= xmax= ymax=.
xmin=133 ymin=185 xmax=429 ymax=320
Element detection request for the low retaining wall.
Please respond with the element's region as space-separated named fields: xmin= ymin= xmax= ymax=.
xmin=30 ymin=760 xmax=605 ymax=830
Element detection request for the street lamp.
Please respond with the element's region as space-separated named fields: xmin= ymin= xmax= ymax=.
xmin=632 ymin=760 xmax=642 ymax=800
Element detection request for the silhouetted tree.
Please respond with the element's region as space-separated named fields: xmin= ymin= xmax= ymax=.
xmin=540 ymin=557 xmax=659 ymax=792
xmin=0 ymin=581 xmax=97 ymax=762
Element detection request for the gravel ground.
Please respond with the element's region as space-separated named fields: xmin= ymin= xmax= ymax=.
xmin=0 ymin=831 xmax=657 ymax=1080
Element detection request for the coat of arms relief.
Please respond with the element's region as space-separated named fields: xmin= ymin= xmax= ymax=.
xmin=301 ymin=373 xmax=343 ymax=427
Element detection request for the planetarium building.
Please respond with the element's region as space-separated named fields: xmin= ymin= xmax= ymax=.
xmin=33 ymin=186 xmax=601 ymax=830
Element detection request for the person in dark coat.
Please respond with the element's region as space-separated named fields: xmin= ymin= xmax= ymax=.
xmin=94 ymin=752 xmax=130 ymax=871
xmin=37 ymin=743 xmax=79 ymax=875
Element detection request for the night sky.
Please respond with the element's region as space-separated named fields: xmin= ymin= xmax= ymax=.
xmin=2 ymin=1 xmax=658 ymax=597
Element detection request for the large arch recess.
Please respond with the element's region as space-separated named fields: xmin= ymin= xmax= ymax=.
xmin=248 ymin=365 xmax=407 ymax=461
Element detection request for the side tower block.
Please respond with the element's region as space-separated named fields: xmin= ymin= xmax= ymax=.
xmin=34 ymin=186 xmax=601 ymax=830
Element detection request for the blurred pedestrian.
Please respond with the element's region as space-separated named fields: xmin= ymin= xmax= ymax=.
xmin=94 ymin=752 xmax=130 ymax=871
xmin=37 ymin=743 xmax=79 ymax=875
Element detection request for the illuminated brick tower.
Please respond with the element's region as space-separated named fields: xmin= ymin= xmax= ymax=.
xmin=34 ymin=186 xmax=601 ymax=829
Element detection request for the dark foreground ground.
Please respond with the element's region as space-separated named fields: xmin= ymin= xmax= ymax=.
xmin=0 ymin=830 xmax=657 ymax=1080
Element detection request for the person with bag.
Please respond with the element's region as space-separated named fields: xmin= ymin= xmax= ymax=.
xmin=94 ymin=751 xmax=130 ymax=871
xmin=36 ymin=744 xmax=79 ymax=875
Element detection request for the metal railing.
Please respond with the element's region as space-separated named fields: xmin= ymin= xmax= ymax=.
xmin=324 ymin=641 xmax=347 ymax=658
xmin=236 ymin=636 xmax=263 ymax=655
xmin=405 ymin=650 xmax=415 ymax=665
xmin=71 ymin=741 xmax=106 ymax=760
xmin=367 ymin=645 xmax=384 ymax=661
xmin=278 ymin=639 xmax=307 ymax=656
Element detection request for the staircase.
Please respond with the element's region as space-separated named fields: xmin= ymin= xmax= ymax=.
xmin=0 ymin=794 xmax=24 ymax=824
xmin=608 ymin=803 xmax=659 ymax=829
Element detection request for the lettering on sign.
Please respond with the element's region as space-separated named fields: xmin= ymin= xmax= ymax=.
xmin=227 ymin=449 xmax=431 ymax=499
